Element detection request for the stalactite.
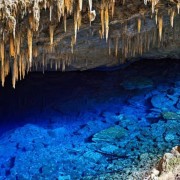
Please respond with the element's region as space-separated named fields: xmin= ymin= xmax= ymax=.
xmin=65 ymin=0 xmax=73 ymax=15
xmin=8 ymin=16 xmax=16 ymax=39
xmin=155 ymin=9 xmax=158 ymax=24
xmin=33 ymin=45 xmax=38 ymax=58
xmin=49 ymin=25 xmax=54 ymax=45
xmin=89 ymin=0 xmax=92 ymax=26
xmin=89 ymin=10 xmax=96 ymax=22
xmin=71 ymin=36 xmax=75 ymax=54
xmin=0 ymin=42 xmax=4 ymax=66
xmin=74 ymin=11 xmax=78 ymax=44
xmin=170 ymin=10 xmax=175 ymax=28
xmin=158 ymin=16 xmax=163 ymax=41
xmin=21 ymin=52 xmax=25 ymax=79
xmin=50 ymin=5 xmax=53 ymax=22
xmin=62 ymin=59 xmax=65 ymax=71
xmin=4 ymin=60 xmax=9 ymax=79
xmin=57 ymin=0 xmax=64 ymax=22
xmin=27 ymin=29 xmax=33 ymax=67
xmin=33 ymin=0 xmax=40 ymax=31
xmin=178 ymin=2 xmax=180 ymax=14
xmin=89 ymin=0 xmax=92 ymax=12
xmin=77 ymin=9 xmax=82 ymax=31
xmin=15 ymin=33 xmax=21 ymax=56
xmin=111 ymin=0 xmax=115 ymax=17
xmin=101 ymin=5 xmax=105 ymax=39
xmin=115 ymin=37 xmax=118 ymax=57
xmin=44 ymin=0 xmax=47 ymax=10
xmin=19 ymin=53 xmax=22 ymax=81
xmin=105 ymin=5 xmax=109 ymax=42
xmin=152 ymin=0 xmax=159 ymax=14
xmin=138 ymin=18 xmax=141 ymax=33
xmin=29 ymin=14 xmax=34 ymax=30
xmin=144 ymin=0 xmax=148 ymax=6
xmin=79 ymin=0 xmax=83 ymax=11
xmin=1 ymin=63 xmax=5 ymax=87
xmin=10 ymin=34 xmax=15 ymax=57
xmin=64 ymin=13 xmax=67 ymax=32
xmin=12 ymin=57 xmax=18 ymax=89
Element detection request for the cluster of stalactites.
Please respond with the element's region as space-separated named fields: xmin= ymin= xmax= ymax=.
xmin=137 ymin=10 xmax=179 ymax=43
xmin=144 ymin=0 xmax=159 ymax=13
xmin=110 ymin=20 xmax=180 ymax=63
xmin=144 ymin=0 xmax=180 ymax=16
xmin=0 ymin=0 xmax=179 ymax=88
xmin=100 ymin=0 xmax=116 ymax=42
xmin=143 ymin=0 xmax=179 ymax=40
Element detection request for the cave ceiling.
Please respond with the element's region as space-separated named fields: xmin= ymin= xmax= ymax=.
xmin=0 ymin=0 xmax=180 ymax=88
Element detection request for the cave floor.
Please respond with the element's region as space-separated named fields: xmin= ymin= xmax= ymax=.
xmin=0 ymin=59 xmax=179 ymax=179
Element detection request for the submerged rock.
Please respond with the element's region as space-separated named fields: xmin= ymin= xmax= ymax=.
xmin=100 ymin=144 xmax=119 ymax=154
xmin=92 ymin=126 xmax=128 ymax=143
xmin=83 ymin=151 xmax=102 ymax=162
xmin=164 ymin=133 xmax=175 ymax=142
xmin=162 ymin=111 xmax=180 ymax=120
xmin=121 ymin=77 xmax=153 ymax=90
xmin=151 ymin=94 xmax=177 ymax=110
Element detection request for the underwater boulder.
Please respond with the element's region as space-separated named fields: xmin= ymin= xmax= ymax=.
xmin=100 ymin=144 xmax=119 ymax=154
xmin=176 ymin=99 xmax=180 ymax=109
xmin=164 ymin=133 xmax=176 ymax=142
xmin=162 ymin=111 xmax=180 ymax=120
xmin=121 ymin=77 xmax=153 ymax=90
xmin=92 ymin=126 xmax=128 ymax=143
xmin=151 ymin=93 xmax=178 ymax=110
xmin=83 ymin=151 xmax=103 ymax=163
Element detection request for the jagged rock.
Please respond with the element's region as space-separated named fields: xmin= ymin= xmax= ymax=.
xmin=148 ymin=146 xmax=180 ymax=180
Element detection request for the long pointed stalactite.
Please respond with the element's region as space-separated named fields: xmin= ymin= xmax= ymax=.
xmin=0 ymin=0 xmax=179 ymax=88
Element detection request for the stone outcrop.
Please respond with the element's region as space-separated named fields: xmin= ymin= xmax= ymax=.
xmin=148 ymin=146 xmax=180 ymax=180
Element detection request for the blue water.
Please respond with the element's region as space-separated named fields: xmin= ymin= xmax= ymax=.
xmin=0 ymin=59 xmax=179 ymax=179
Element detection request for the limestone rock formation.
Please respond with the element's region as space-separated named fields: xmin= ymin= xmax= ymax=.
xmin=0 ymin=0 xmax=179 ymax=88
xmin=148 ymin=146 xmax=180 ymax=180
